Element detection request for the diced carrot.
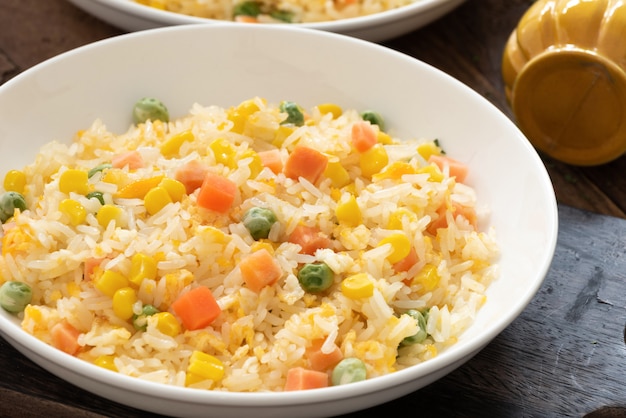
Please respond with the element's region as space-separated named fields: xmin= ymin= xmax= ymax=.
xmin=284 ymin=367 xmax=329 ymax=391
xmin=306 ymin=339 xmax=344 ymax=371
xmin=50 ymin=320 xmax=81 ymax=356
xmin=171 ymin=286 xmax=222 ymax=331
xmin=283 ymin=146 xmax=328 ymax=184
xmin=239 ymin=248 xmax=283 ymax=293
xmin=83 ymin=257 xmax=105 ymax=281
xmin=175 ymin=160 xmax=210 ymax=194
xmin=196 ymin=172 xmax=238 ymax=213
xmin=394 ymin=246 xmax=418 ymax=274
xmin=287 ymin=224 xmax=332 ymax=255
xmin=111 ymin=150 xmax=144 ymax=170
xmin=426 ymin=202 xmax=477 ymax=235
xmin=351 ymin=121 xmax=377 ymax=153
xmin=258 ymin=149 xmax=283 ymax=174
xmin=428 ymin=154 xmax=469 ymax=183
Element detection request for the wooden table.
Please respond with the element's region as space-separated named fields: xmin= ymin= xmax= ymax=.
xmin=2 ymin=1 xmax=626 ymax=417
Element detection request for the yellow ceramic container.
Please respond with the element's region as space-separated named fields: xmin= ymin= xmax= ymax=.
xmin=503 ymin=0 xmax=626 ymax=165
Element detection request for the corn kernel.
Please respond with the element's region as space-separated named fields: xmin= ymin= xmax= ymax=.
xmin=317 ymin=103 xmax=343 ymax=118
xmin=144 ymin=186 xmax=172 ymax=215
xmin=341 ymin=273 xmax=374 ymax=299
xmin=159 ymin=178 xmax=186 ymax=202
xmin=116 ymin=175 xmax=164 ymax=199
xmin=387 ymin=208 xmax=418 ymax=230
xmin=112 ymin=287 xmax=137 ymax=320
xmin=59 ymin=199 xmax=87 ymax=226
xmin=378 ymin=233 xmax=411 ymax=264
xmin=377 ymin=131 xmax=393 ymax=145
xmin=416 ymin=164 xmax=444 ymax=182
xmin=272 ymin=125 xmax=294 ymax=147
xmin=161 ymin=130 xmax=194 ymax=157
xmin=97 ymin=204 xmax=123 ymax=228
xmin=59 ymin=169 xmax=89 ymax=195
xmin=324 ymin=161 xmax=351 ymax=188
xmin=94 ymin=355 xmax=118 ymax=372
xmin=417 ymin=142 xmax=442 ymax=160
xmin=373 ymin=161 xmax=415 ymax=181
xmin=4 ymin=170 xmax=26 ymax=193
xmin=129 ymin=253 xmax=158 ymax=286
xmin=154 ymin=312 xmax=181 ymax=337
xmin=187 ymin=350 xmax=225 ymax=382
xmin=335 ymin=195 xmax=362 ymax=226
xmin=67 ymin=282 xmax=81 ymax=297
xmin=413 ymin=264 xmax=440 ymax=291
xmin=101 ymin=168 xmax=129 ymax=187
xmin=359 ymin=143 xmax=389 ymax=178
xmin=210 ymin=138 xmax=236 ymax=168
xmin=240 ymin=149 xmax=263 ymax=179
xmin=94 ymin=270 xmax=129 ymax=297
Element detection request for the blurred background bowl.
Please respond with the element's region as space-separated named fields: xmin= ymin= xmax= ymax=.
xmin=67 ymin=0 xmax=466 ymax=42
xmin=0 ymin=24 xmax=557 ymax=418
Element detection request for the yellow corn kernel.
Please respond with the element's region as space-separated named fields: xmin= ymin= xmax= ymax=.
xmin=240 ymin=149 xmax=263 ymax=178
xmin=161 ymin=130 xmax=194 ymax=157
xmin=94 ymin=270 xmax=129 ymax=297
xmin=101 ymin=168 xmax=129 ymax=187
xmin=373 ymin=161 xmax=415 ymax=181
xmin=59 ymin=169 xmax=89 ymax=195
xmin=3 ymin=170 xmax=26 ymax=193
xmin=159 ymin=178 xmax=186 ymax=202
xmin=209 ymin=138 xmax=236 ymax=168
xmin=94 ymin=355 xmax=118 ymax=372
xmin=359 ymin=143 xmax=389 ymax=178
xmin=335 ymin=195 xmax=362 ymax=226
xmin=97 ymin=204 xmax=123 ymax=228
xmin=377 ymin=131 xmax=393 ymax=145
xmin=24 ymin=304 xmax=42 ymax=325
xmin=116 ymin=175 xmax=164 ymax=199
xmin=341 ymin=273 xmax=374 ymax=299
xmin=272 ymin=125 xmax=294 ymax=147
xmin=144 ymin=186 xmax=172 ymax=215
xmin=324 ymin=161 xmax=351 ymax=188
xmin=186 ymin=351 xmax=225 ymax=382
xmin=387 ymin=208 xmax=418 ymax=230
xmin=129 ymin=253 xmax=158 ymax=286
xmin=112 ymin=287 xmax=137 ymax=320
xmin=378 ymin=233 xmax=411 ymax=264
xmin=417 ymin=142 xmax=441 ymax=160
xmin=416 ymin=164 xmax=444 ymax=182
xmin=49 ymin=290 xmax=62 ymax=302
xmin=154 ymin=312 xmax=181 ymax=337
xmin=317 ymin=103 xmax=343 ymax=118
xmin=227 ymin=100 xmax=260 ymax=134
xmin=237 ymin=99 xmax=262 ymax=117
xmin=59 ymin=199 xmax=87 ymax=226
xmin=413 ymin=264 xmax=440 ymax=291
xmin=250 ymin=240 xmax=274 ymax=254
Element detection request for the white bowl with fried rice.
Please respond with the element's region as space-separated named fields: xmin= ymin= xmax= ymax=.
xmin=67 ymin=0 xmax=466 ymax=41
xmin=0 ymin=24 xmax=557 ymax=417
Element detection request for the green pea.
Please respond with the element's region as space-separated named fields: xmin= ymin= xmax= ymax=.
xmin=279 ymin=101 xmax=304 ymax=126
xmin=270 ymin=10 xmax=294 ymax=22
xmin=361 ymin=111 xmax=385 ymax=131
xmin=233 ymin=1 xmax=262 ymax=16
xmin=0 ymin=191 xmax=27 ymax=223
xmin=297 ymin=262 xmax=334 ymax=293
xmin=400 ymin=309 xmax=429 ymax=346
xmin=86 ymin=191 xmax=105 ymax=205
xmin=0 ymin=281 xmax=32 ymax=314
xmin=332 ymin=357 xmax=367 ymax=385
xmin=242 ymin=207 xmax=277 ymax=240
xmin=88 ymin=163 xmax=112 ymax=179
xmin=132 ymin=304 xmax=159 ymax=331
xmin=133 ymin=97 xmax=169 ymax=124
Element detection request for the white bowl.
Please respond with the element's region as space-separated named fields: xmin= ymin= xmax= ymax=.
xmin=67 ymin=0 xmax=466 ymax=42
xmin=0 ymin=24 xmax=558 ymax=417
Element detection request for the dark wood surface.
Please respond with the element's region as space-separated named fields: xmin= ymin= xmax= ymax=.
xmin=2 ymin=1 xmax=626 ymax=417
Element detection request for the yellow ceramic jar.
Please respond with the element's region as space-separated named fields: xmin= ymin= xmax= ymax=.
xmin=503 ymin=0 xmax=626 ymax=165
